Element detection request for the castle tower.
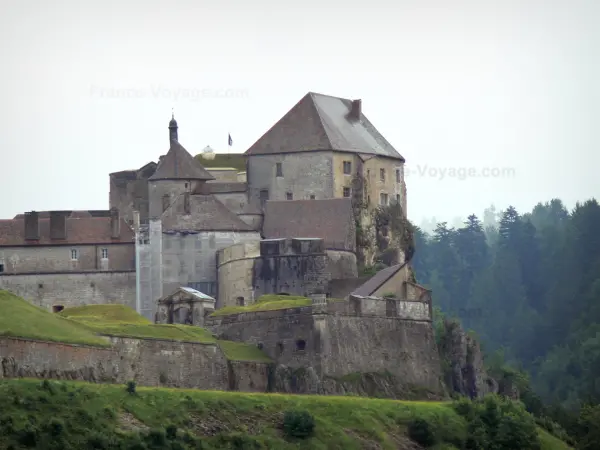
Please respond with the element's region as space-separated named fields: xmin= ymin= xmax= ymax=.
xmin=169 ymin=111 xmax=178 ymax=143
xmin=148 ymin=115 xmax=215 ymax=219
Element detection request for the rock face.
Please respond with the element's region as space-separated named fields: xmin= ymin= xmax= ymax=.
xmin=438 ymin=319 xmax=497 ymax=398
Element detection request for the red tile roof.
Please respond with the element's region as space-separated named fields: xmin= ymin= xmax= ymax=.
xmin=0 ymin=216 xmax=134 ymax=246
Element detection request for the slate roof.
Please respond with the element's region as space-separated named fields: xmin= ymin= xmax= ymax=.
xmin=149 ymin=141 xmax=215 ymax=181
xmin=352 ymin=263 xmax=407 ymax=297
xmin=262 ymin=198 xmax=355 ymax=251
xmin=207 ymin=182 xmax=247 ymax=193
xmin=245 ymin=92 xmax=404 ymax=161
xmin=0 ymin=216 xmax=134 ymax=246
xmin=161 ymin=194 xmax=256 ymax=232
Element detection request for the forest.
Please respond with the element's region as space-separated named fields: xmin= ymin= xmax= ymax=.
xmin=412 ymin=198 xmax=600 ymax=447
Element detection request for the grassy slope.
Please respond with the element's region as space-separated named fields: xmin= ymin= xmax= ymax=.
xmin=60 ymin=304 xmax=217 ymax=343
xmin=0 ymin=290 xmax=109 ymax=347
xmin=0 ymin=379 xmax=571 ymax=450
xmin=210 ymin=294 xmax=313 ymax=316
xmin=194 ymin=153 xmax=246 ymax=171
xmin=0 ymin=295 xmax=268 ymax=361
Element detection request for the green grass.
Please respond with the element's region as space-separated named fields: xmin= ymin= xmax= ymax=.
xmin=538 ymin=428 xmax=573 ymax=450
xmin=59 ymin=304 xmax=217 ymax=343
xmin=0 ymin=290 xmax=110 ymax=347
xmin=218 ymin=340 xmax=273 ymax=363
xmin=0 ymin=379 xmax=569 ymax=449
xmin=194 ymin=153 xmax=246 ymax=171
xmin=210 ymin=294 xmax=313 ymax=317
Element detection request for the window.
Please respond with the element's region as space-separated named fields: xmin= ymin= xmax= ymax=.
xmin=296 ymin=339 xmax=306 ymax=351
xmin=276 ymin=162 xmax=283 ymax=177
xmin=380 ymin=193 xmax=389 ymax=206
xmin=396 ymin=194 xmax=401 ymax=204
xmin=367 ymin=169 xmax=370 ymax=178
xmin=184 ymin=182 xmax=189 ymax=189
xmin=309 ymin=194 xmax=315 ymax=200
xmin=343 ymin=161 xmax=352 ymax=175
xmin=286 ymin=192 xmax=293 ymax=200
xmin=236 ymin=297 xmax=245 ymax=306
xmin=343 ymin=187 xmax=351 ymax=198
xmin=380 ymin=168 xmax=385 ymax=181
xmin=162 ymin=194 xmax=170 ymax=212
xmin=396 ymin=168 xmax=401 ymax=183
xmin=52 ymin=305 xmax=64 ymax=313
xmin=101 ymin=248 xmax=108 ymax=259
xmin=70 ymin=248 xmax=78 ymax=260
xmin=0 ymin=263 xmax=4 ymax=273
xmin=259 ymin=189 xmax=269 ymax=207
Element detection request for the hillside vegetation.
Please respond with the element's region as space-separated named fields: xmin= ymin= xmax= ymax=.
xmin=0 ymin=379 xmax=571 ymax=450
xmin=194 ymin=153 xmax=246 ymax=171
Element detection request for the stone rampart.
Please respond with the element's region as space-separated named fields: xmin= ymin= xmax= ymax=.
xmin=0 ymin=336 xmax=269 ymax=392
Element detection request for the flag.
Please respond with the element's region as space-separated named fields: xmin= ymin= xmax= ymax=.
xmin=228 ymin=134 xmax=233 ymax=146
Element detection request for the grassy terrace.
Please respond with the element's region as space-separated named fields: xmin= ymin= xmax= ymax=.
xmin=0 ymin=290 xmax=109 ymax=347
xmin=0 ymin=291 xmax=270 ymax=361
xmin=194 ymin=153 xmax=246 ymax=172
xmin=0 ymin=379 xmax=571 ymax=450
xmin=210 ymin=294 xmax=347 ymax=317
xmin=60 ymin=305 xmax=217 ymax=344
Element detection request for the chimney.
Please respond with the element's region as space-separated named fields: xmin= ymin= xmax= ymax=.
xmin=183 ymin=192 xmax=191 ymax=214
xmin=24 ymin=211 xmax=39 ymax=240
xmin=110 ymin=208 xmax=120 ymax=239
xmin=350 ymin=99 xmax=362 ymax=121
xmin=49 ymin=211 xmax=67 ymax=240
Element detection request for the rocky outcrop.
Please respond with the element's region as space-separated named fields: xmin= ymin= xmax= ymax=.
xmin=272 ymin=365 xmax=445 ymax=400
xmin=438 ymin=319 xmax=498 ymax=398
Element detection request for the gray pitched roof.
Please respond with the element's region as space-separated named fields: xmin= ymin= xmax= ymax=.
xmin=161 ymin=193 xmax=255 ymax=232
xmin=149 ymin=141 xmax=215 ymax=181
xmin=245 ymin=92 xmax=404 ymax=161
xmin=352 ymin=263 xmax=407 ymax=297
xmin=262 ymin=198 xmax=355 ymax=251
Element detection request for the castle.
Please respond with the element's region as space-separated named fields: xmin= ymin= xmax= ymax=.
xmin=0 ymin=92 xmax=451 ymax=397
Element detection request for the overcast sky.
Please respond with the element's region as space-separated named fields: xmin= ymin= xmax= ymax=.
xmin=1 ymin=0 xmax=598 ymax=225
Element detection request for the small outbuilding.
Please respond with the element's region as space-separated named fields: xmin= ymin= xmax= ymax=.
xmin=155 ymin=287 xmax=216 ymax=327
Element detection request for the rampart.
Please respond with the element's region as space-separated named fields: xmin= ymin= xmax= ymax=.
xmin=0 ymin=336 xmax=269 ymax=392
xmin=0 ymin=271 xmax=137 ymax=311
xmin=206 ymin=294 xmax=444 ymax=396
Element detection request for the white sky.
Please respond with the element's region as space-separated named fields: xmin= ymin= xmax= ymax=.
xmin=1 ymin=0 xmax=598 ymax=225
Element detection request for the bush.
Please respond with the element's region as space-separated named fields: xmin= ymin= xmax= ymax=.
xmin=282 ymin=409 xmax=315 ymax=439
xmin=407 ymin=417 xmax=437 ymax=447
xmin=126 ymin=380 xmax=137 ymax=395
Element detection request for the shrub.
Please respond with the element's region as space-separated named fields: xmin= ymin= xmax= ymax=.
xmin=407 ymin=417 xmax=437 ymax=447
xmin=166 ymin=424 xmax=178 ymax=440
xmin=282 ymin=409 xmax=315 ymax=439
xmin=126 ymin=380 xmax=137 ymax=395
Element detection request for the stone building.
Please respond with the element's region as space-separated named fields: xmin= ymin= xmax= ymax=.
xmin=245 ymin=92 xmax=407 ymax=215
xmin=0 ymin=209 xmax=135 ymax=311
xmin=2 ymin=91 xmax=410 ymax=321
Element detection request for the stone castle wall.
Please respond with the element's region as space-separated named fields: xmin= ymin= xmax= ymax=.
xmin=0 ymin=336 xmax=269 ymax=393
xmin=206 ymin=295 xmax=443 ymax=396
xmin=0 ymin=271 xmax=136 ymax=311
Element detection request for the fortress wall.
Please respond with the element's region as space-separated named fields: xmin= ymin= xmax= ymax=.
xmin=217 ymin=242 xmax=261 ymax=308
xmin=207 ymin=307 xmax=320 ymax=371
xmin=0 ymin=271 xmax=136 ymax=311
xmin=321 ymin=315 xmax=443 ymax=393
xmin=0 ymin=336 xmax=271 ymax=392
xmin=206 ymin=295 xmax=442 ymax=395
